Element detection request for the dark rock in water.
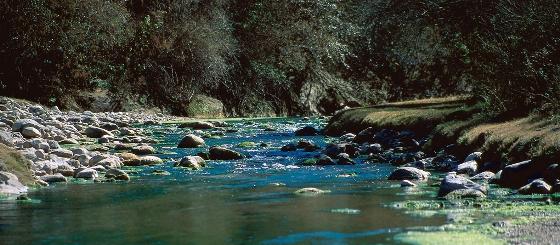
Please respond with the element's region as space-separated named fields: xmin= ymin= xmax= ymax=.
xmin=353 ymin=127 xmax=376 ymax=144
xmin=317 ymin=155 xmax=335 ymax=165
xmin=388 ymin=167 xmax=430 ymax=181
xmin=300 ymin=158 xmax=318 ymax=166
xmin=430 ymin=154 xmax=460 ymax=171
xmin=209 ymin=147 xmax=244 ymax=160
xmin=297 ymin=140 xmax=315 ymax=149
xmin=323 ymin=143 xmax=359 ymax=158
xmin=295 ymin=126 xmax=318 ymax=136
xmin=178 ymin=134 xmax=205 ymax=148
xmin=84 ymin=126 xmax=113 ymax=138
xmin=303 ymin=144 xmax=319 ymax=152
xmin=281 ymin=143 xmax=298 ymax=152
xmin=438 ymin=172 xmax=487 ymax=197
xmin=444 ymin=189 xmax=486 ymax=199
xmin=360 ymin=143 xmax=382 ymax=155
xmin=518 ymin=179 xmax=551 ymax=195
xmin=390 ymin=152 xmax=425 ymax=166
xmin=498 ymin=160 xmax=547 ymax=188
xmin=372 ymin=129 xmax=399 ymax=147
xmin=337 ymin=153 xmax=355 ymax=165
xmin=197 ymin=152 xmax=210 ymax=160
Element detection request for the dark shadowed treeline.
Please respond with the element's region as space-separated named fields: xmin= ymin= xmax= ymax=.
xmin=0 ymin=0 xmax=558 ymax=117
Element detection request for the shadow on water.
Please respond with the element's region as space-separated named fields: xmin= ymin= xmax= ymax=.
xmin=0 ymin=118 xmax=446 ymax=245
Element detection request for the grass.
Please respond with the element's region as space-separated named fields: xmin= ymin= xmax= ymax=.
xmin=0 ymin=143 xmax=34 ymax=186
xmin=324 ymin=96 xmax=481 ymax=136
xmin=459 ymin=115 xmax=560 ymax=163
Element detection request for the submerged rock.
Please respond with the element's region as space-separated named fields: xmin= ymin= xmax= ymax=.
xmin=209 ymin=147 xmax=243 ymax=160
xmin=178 ymin=134 xmax=205 ymax=148
xmin=295 ymin=126 xmax=318 ymax=136
xmin=294 ymin=187 xmax=330 ymax=195
xmin=388 ymin=167 xmax=430 ymax=181
xmin=438 ymin=172 xmax=487 ymax=197
xmin=105 ymin=169 xmax=130 ymax=181
xmin=444 ymin=189 xmax=486 ymax=199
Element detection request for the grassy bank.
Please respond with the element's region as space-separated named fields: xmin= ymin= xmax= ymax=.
xmin=324 ymin=96 xmax=560 ymax=163
xmin=0 ymin=143 xmax=34 ymax=186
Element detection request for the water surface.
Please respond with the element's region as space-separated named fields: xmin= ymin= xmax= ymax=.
xmin=0 ymin=118 xmax=445 ymax=244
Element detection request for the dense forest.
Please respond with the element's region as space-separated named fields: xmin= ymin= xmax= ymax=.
xmin=0 ymin=0 xmax=558 ymax=117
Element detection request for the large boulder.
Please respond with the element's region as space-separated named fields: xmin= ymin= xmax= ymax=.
xmin=438 ymin=172 xmax=487 ymax=197
xmin=21 ymin=127 xmax=42 ymax=138
xmin=388 ymin=167 xmax=430 ymax=181
xmin=178 ymin=134 xmax=205 ymax=148
xmin=84 ymin=126 xmax=113 ymax=138
xmin=498 ymin=160 xmax=547 ymax=188
xmin=209 ymin=147 xmax=243 ymax=160
xmin=185 ymin=95 xmax=224 ymax=118
xmin=175 ymin=156 xmax=206 ymax=169
xmin=0 ymin=171 xmax=28 ymax=195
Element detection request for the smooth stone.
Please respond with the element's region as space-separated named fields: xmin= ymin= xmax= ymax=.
xmin=388 ymin=167 xmax=430 ymax=181
xmin=21 ymin=127 xmax=42 ymax=138
xmin=74 ymin=168 xmax=98 ymax=179
xmin=120 ymin=153 xmax=142 ymax=166
xmin=59 ymin=138 xmax=79 ymax=145
xmin=471 ymin=171 xmax=496 ymax=181
xmin=179 ymin=121 xmax=215 ymax=130
xmin=139 ymin=156 xmax=164 ymax=165
xmin=498 ymin=160 xmax=545 ymax=188
xmin=438 ymin=172 xmax=487 ymax=197
xmin=131 ymin=145 xmax=156 ymax=155
xmin=51 ymin=149 xmax=73 ymax=158
xmin=175 ymin=156 xmax=206 ymax=169
xmin=464 ymin=152 xmax=483 ymax=163
xmin=178 ymin=134 xmax=205 ymax=148
xmin=40 ymin=173 xmax=67 ymax=183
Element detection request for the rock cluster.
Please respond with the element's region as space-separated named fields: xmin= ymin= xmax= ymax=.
xmin=0 ymin=97 xmax=173 ymax=196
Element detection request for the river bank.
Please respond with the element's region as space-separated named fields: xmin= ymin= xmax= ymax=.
xmin=325 ymin=96 xmax=560 ymax=244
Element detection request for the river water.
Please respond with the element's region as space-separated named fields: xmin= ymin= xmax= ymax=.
xmin=0 ymin=118 xmax=445 ymax=244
